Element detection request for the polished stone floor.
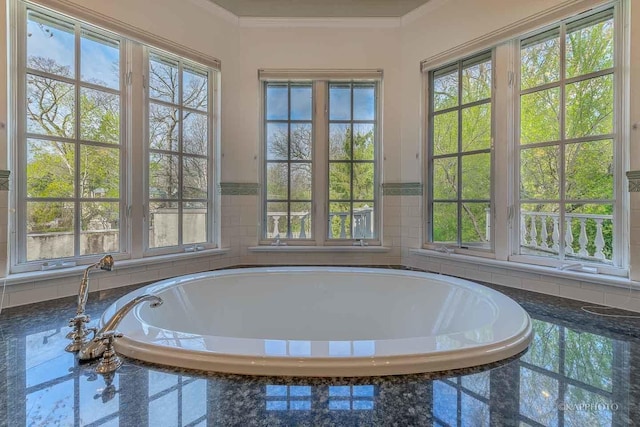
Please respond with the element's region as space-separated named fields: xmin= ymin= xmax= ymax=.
xmin=1 ymin=276 xmax=639 ymax=427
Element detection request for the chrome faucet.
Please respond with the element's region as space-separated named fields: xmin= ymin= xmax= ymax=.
xmin=66 ymin=255 xmax=115 ymax=352
xmin=78 ymin=294 xmax=163 ymax=363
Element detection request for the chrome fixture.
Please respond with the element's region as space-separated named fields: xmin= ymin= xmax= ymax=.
xmin=65 ymin=255 xmax=115 ymax=352
xmin=78 ymin=294 xmax=163 ymax=365
xmin=353 ymin=239 xmax=368 ymax=247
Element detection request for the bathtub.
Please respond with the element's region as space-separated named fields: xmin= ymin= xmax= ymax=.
xmin=103 ymin=267 xmax=532 ymax=377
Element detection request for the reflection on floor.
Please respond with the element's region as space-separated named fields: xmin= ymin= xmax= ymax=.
xmin=0 ymin=280 xmax=638 ymax=426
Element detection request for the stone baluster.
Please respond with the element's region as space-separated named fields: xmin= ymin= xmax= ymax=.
xmin=339 ymin=213 xmax=348 ymax=238
xmin=299 ymin=215 xmax=307 ymax=239
xmin=521 ymin=214 xmax=529 ymax=246
xmin=272 ymin=215 xmax=280 ymax=238
xmin=565 ymin=218 xmax=574 ymax=254
xmin=552 ymin=217 xmax=560 ymax=252
xmin=286 ymin=213 xmax=292 ymax=239
xmin=540 ymin=215 xmax=549 ymax=249
xmin=328 ymin=214 xmax=334 ymax=239
xmin=529 ymin=215 xmax=538 ymax=248
xmin=578 ymin=218 xmax=588 ymax=256
xmin=594 ymin=219 xmax=605 ymax=260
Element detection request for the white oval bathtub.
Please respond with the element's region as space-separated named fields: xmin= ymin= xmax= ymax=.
xmin=102 ymin=267 xmax=532 ymax=377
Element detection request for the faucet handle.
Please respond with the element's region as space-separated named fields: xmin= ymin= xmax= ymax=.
xmin=68 ymin=313 xmax=90 ymax=328
xmin=95 ymin=331 xmax=124 ymax=374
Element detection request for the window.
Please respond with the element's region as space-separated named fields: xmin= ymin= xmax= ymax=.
xmin=517 ymin=9 xmax=618 ymax=267
xmin=261 ymin=73 xmax=380 ymax=245
xmin=428 ymin=52 xmax=493 ymax=250
xmin=14 ymin=2 xmax=219 ymax=272
xmin=423 ymin=4 xmax=626 ymax=273
xmin=20 ymin=7 xmax=123 ymax=264
xmin=146 ymin=51 xmax=213 ymax=252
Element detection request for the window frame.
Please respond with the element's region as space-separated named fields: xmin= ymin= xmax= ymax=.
xmin=259 ymin=73 xmax=382 ymax=247
xmin=509 ymin=4 xmax=627 ymax=275
xmin=425 ymin=50 xmax=496 ymax=254
xmin=10 ymin=0 xmax=220 ymax=273
xmin=142 ymin=47 xmax=217 ymax=257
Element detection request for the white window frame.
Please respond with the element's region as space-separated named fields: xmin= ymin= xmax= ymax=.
xmin=421 ymin=0 xmax=629 ymax=276
xmin=142 ymin=48 xmax=217 ymax=257
xmin=10 ymin=0 xmax=220 ymax=273
xmin=258 ymin=70 xmax=382 ymax=247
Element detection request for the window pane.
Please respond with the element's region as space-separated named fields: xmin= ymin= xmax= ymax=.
xmin=149 ymin=202 xmax=178 ymax=247
xmin=329 ymin=84 xmax=351 ymax=120
xmin=522 ymin=319 xmax=560 ymax=371
xmin=520 ymin=145 xmax=560 ymax=200
xmin=266 ymin=202 xmax=287 ymax=238
xmin=354 ymin=202 xmax=374 ymax=239
xmin=330 ymin=123 xmax=351 ymax=160
xmin=353 ymin=124 xmax=374 ymax=160
xmin=266 ymin=163 xmax=288 ymax=200
xmin=290 ymin=163 xmax=311 ymax=200
xmin=353 ymin=84 xmax=375 ymax=120
xmin=183 ymin=202 xmax=207 ymax=244
xmin=149 ymin=153 xmax=179 ymax=199
xmin=433 ymin=157 xmax=457 ymax=200
xmin=520 ymin=203 xmax=560 ymax=258
xmin=291 ymin=202 xmax=312 ymax=239
xmin=565 ymin=75 xmax=613 ymax=139
xmin=461 ymin=202 xmax=490 ymax=246
xmin=520 ymin=88 xmax=560 ymax=144
xmin=462 ymin=59 xmax=491 ymax=104
xmin=80 ymin=202 xmax=119 ymax=255
xmin=183 ymin=111 xmax=208 ymax=155
xmin=565 ymin=329 xmax=613 ymax=391
xmin=461 ymin=104 xmax=491 ymax=151
xmin=26 ymin=202 xmax=74 ymax=261
xmin=353 ymin=163 xmax=374 ymax=200
xmin=149 ymin=103 xmax=179 ymax=151
xmin=27 ymin=10 xmax=75 ymax=78
xmin=80 ymin=88 xmax=120 ymax=144
xmin=519 ymin=368 xmax=559 ymax=426
xmin=27 ymin=139 xmax=74 ymax=198
xmin=521 ymin=30 xmax=560 ymax=90
xmin=80 ymin=145 xmax=119 ymax=198
xmin=81 ymin=29 xmax=120 ymax=90
xmin=461 ymin=394 xmax=489 ymax=427
xmin=433 ymin=68 xmax=458 ymax=111
xmin=290 ymin=123 xmax=312 ymax=160
xmin=266 ymin=122 xmax=289 ymax=160
xmin=566 ymin=203 xmax=613 ymax=262
xmin=183 ymin=67 xmax=208 ymax=111
xmin=183 ymin=157 xmax=207 ymax=199
xmin=27 ymin=74 xmax=75 ymax=138
xmin=266 ymin=84 xmax=288 ymax=120
xmin=461 ymin=153 xmax=490 ymax=200
xmin=149 ymin=54 xmax=179 ymax=104
xmin=329 ymin=163 xmax=351 ymax=200
xmin=433 ymin=111 xmax=458 ymax=156
xmin=290 ymin=85 xmax=312 ymax=120
xmin=432 ymin=203 xmax=457 ymax=243
xmin=566 ymin=16 xmax=614 ymax=78
xmin=565 ymin=140 xmax=613 ymax=200
xmin=329 ymin=202 xmax=351 ymax=239
xmin=564 ymin=385 xmax=613 ymax=427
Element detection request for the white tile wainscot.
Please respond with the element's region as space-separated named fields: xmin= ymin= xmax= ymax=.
xmin=406 ymin=248 xmax=640 ymax=313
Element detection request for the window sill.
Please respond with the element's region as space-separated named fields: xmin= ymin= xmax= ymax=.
xmin=409 ymin=248 xmax=640 ymax=291
xmin=4 ymin=248 xmax=231 ymax=287
xmin=248 ymin=245 xmax=391 ymax=253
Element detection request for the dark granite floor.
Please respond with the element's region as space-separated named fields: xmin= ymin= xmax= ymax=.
xmin=1 ymin=273 xmax=639 ymax=427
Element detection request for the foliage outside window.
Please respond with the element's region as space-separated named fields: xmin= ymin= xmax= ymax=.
xmin=518 ymin=9 xmax=616 ymax=265
xmin=263 ymin=79 xmax=379 ymax=243
xmin=428 ymin=52 xmax=493 ymax=249
xmin=22 ymin=8 xmax=122 ymax=263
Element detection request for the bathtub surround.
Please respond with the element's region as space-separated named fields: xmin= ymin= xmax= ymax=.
xmin=0 ymin=272 xmax=637 ymax=426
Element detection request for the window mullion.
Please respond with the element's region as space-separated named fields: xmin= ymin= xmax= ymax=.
xmin=74 ymin=21 xmax=82 ymax=258
xmin=457 ymin=61 xmax=463 ymax=247
xmin=559 ymin=22 xmax=567 ymax=262
xmin=178 ymin=60 xmax=184 ymax=246
xmin=314 ymin=81 xmax=327 ymax=245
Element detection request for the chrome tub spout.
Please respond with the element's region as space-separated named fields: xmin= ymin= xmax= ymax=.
xmin=65 ymin=254 xmax=115 ymax=352
xmin=78 ymin=294 xmax=163 ymax=361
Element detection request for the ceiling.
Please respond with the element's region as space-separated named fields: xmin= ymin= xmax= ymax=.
xmin=208 ymin=0 xmax=433 ymax=18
